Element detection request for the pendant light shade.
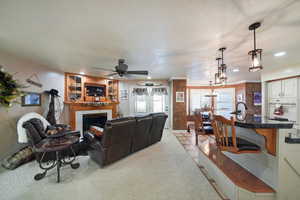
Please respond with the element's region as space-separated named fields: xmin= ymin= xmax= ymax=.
xmin=248 ymin=22 xmax=263 ymax=72
xmin=214 ymin=57 xmax=221 ymax=85
xmin=205 ymin=81 xmax=217 ymax=97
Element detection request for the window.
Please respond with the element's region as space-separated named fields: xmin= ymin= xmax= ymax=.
xmin=135 ymin=95 xmax=147 ymax=113
xmin=133 ymin=87 xmax=167 ymax=114
xmin=189 ymin=89 xmax=211 ymax=113
xmin=214 ymin=88 xmax=235 ymax=116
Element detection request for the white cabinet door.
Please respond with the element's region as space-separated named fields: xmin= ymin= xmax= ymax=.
xmin=268 ymin=81 xmax=282 ymax=99
xmin=282 ymin=78 xmax=298 ymax=98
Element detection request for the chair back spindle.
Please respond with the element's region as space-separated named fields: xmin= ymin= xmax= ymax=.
xmin=212 ymin=115 xmax=238 ymax=152
xmin=212 ymin=115 xmax=260 ymax=154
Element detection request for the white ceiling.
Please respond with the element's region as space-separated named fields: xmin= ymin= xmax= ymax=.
xmin=0 ymin=0 xmax=300 ymax=83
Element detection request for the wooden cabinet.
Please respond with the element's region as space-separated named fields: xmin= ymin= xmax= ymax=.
xmin=268 ymin=78 xmax=298 ymax=101
xmin=282 ymin=78 xmax=297 ymax=98
xmin=268 ymin=80 xmax=282 ymax=99
xmin=64 ymin=72 xmax=119 ymax=104
xmin=65 ymin=74 xmax=84 ymax=102
xmin=107 ymin=80 xmax=119 ymax=102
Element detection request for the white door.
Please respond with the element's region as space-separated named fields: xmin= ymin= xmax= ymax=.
xmin=282 ymin=78 xmax=297 ymax=98
xmin=268 ymin=81 xmax=282 ymax=99
xmin=133 ymin=87 xmax=170 ymax=128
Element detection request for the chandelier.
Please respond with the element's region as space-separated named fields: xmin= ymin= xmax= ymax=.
xmin=248 ymin=22 xmax=263 ymax=72
xmin=219 ymin=47 xmax=227 ymax=84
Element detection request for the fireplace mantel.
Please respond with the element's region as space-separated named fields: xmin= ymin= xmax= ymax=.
xmin=67 ymin=103 xmax=118 ymax=130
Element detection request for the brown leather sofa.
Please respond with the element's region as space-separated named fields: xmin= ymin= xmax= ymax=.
xmin=86 ymin=112 xmax=168 ymax=167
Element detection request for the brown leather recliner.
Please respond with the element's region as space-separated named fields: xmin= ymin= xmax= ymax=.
xmin=131 ymin=114 xmax=153 ymax=153
xmin=86 ymin=113 xmax=168 ymax=167
xmin=22 ymin=118 xmax=83 ymax=162
xmin=87 ymin=117 xmax=136 ymax=166
xmin=149 ymin=113 xmax=168 ymax=145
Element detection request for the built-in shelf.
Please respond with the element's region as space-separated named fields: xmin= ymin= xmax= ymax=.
xmin=64 ymin=72 xmax=119 ymax=104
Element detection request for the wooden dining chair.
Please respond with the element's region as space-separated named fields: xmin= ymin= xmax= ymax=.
xmin=193 ymin=114 xmax=204 ymax=145
xmin=211 ymin=115 xmax=261 ymax=154
xmin=186 ymin=115 xmax=194 ymax=133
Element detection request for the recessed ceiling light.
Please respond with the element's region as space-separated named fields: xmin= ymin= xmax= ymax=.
xmin=274 ymin=51 xmax=286 ymax=57
xmin=147 ymin=76 xmax=151 ymax=80
xmin=109 ymin=76 xmax=114 ymax=79
xmin=79 ymin=71 xmax=85 ymax=75
xmin=232 ymin=68 xmax=240 ymax=72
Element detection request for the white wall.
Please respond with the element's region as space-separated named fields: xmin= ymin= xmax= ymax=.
xmin=261 ymin=65 xmax=300 ymax=82
xmin=0 ymin=52 xmax=64 ymax=159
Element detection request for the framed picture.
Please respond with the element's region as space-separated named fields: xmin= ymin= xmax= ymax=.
xmin=253 ymin=92 xmax=262 ymax=106
xmin=176 ymin=91 xmax=185 ymax=102
xmin=21 ymin=92 xmax=41 ymax=106
xmin=237 ymin=93 xmax=244 ymax=102
xmin=120 ymin=89 xmax=128 ymax=100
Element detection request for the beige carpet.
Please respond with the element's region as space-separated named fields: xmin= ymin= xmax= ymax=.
xmin=0 ymin=130 xmax=221 ymax=200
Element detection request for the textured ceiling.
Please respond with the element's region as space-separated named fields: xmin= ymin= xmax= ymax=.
xmin=0 ymin=0 xmax=300 ymax=83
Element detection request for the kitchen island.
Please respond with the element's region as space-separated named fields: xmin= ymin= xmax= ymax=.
xmin=218 ymin=114 xmax=299 ymax=199
xmin=233 ymin=114 xmax=293 ymax=156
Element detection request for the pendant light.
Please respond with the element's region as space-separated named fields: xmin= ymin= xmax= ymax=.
xmin=248 ymin=22 xmax=263 ymax=72
xmin=219 ymin=47 xmax=227 ymax=84
xmin=214 ymin=57 xmax=222 ymax=85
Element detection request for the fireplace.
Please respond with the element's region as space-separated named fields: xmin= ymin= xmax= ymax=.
xmin=75 ymin=109 xmax=112 ymax=135
xmin=82 ymin=113 xmax=107 ymax=134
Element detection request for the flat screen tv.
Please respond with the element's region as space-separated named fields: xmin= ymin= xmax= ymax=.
xmin=86 ymin=85 xmax=106 ymax=97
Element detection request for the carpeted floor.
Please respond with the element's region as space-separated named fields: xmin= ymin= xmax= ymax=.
xmin=0 ymin=130 xmax=221 ymax=200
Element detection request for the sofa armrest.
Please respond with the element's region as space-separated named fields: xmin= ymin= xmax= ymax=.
xmin=45 ymin=130 xmax=80 ymax=138
xmin=53 ymin=124 xmax=71 ymax=130
xmin=84 ymin=132 xmax=106 ymax=167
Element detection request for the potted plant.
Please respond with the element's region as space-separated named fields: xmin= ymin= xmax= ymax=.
xmin=0 ymin=66 xmax=25 ymax=107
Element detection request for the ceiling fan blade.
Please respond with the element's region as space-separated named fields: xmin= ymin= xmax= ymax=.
xmin=127 ymin=71 xmax=149 ymax=75
xmin=91 ymin=67 xmax=114 ymax=72
xmin=106 ymin=72 xmax=119 ymax=77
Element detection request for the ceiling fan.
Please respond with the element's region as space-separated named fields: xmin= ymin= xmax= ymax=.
xmin=93 ymin=59 xmax=149 ymax=78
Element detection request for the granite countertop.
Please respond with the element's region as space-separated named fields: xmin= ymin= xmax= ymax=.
xmin=234 ymin=114 xmax=294 ymax=129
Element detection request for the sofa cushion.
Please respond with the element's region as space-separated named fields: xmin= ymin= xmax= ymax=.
xmin=29 ymin=118 xmax=46 ymax=138
xmin=227 ymin=137 xmax=261 ymax=151
xmin=132 ymin=114 xmax=153 ymax=152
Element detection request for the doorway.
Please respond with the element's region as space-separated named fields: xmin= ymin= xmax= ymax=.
xmin=133 ymin=87 xmax=170 ymax=128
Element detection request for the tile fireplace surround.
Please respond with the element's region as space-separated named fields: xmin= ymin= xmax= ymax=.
xmin=75 ymin=109 xmax=112 ymax=135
